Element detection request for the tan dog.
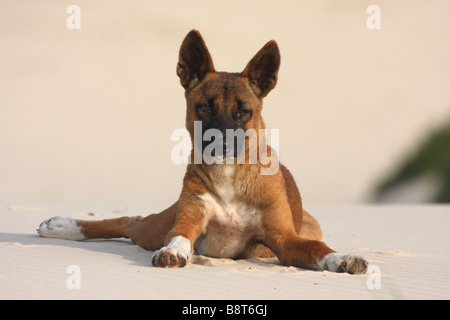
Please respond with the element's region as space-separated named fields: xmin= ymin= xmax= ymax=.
xmin=38 ymin=30 xmax=368 ymax=274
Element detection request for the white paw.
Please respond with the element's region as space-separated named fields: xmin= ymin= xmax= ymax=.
xmin=37 ymin=216 xmax=86 ymax=241
xmin=318 ymin=253 xmax=368 ymax=274
xmin=152 ymin=247 xmax=189 ymax=267
xmin=151 ymin=236 xmax=191 ymax=268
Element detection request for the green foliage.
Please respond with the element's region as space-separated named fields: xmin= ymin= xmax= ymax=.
xmin=375 ymin=120 xmax=450 ymax=202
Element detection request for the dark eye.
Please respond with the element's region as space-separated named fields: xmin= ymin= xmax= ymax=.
xmin=236 ymin=108 xmax=252 ymax=119
xmin=197 ymin=104 xmax=212 ymax=114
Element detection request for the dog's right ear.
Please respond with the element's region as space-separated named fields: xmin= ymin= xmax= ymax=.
xmin=242 ymin=40 xmax=280 ymax=99
xmin=177 ymin=30 xmax=215 ymax=90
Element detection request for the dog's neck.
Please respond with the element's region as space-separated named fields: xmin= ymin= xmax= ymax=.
xmin=193 ymin=163 xmax=238 ymax=203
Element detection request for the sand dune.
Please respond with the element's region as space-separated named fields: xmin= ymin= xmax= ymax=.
xmin=1 ymin=202 xmax=448 ymax=299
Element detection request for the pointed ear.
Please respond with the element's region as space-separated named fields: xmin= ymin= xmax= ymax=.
xmin=242 ymin=40 xmax=280 ymax=98
xmin=176 ymin=30 xmax=215 ymax=90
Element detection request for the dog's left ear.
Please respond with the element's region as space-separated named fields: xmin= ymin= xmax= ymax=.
xmin=242 ymin=40 xmax=280 ymax=98
xmin=177 ymin=30 xmax=215 ymax=90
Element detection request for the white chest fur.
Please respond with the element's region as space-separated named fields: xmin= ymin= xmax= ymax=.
xmin=196 ymin=189 xmax=263 ymax=259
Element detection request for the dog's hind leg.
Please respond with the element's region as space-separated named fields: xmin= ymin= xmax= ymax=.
xmin=128 ymin=202 xmax=177 ymax=250
xmin=38 ymin=215 xmax=142 ymax=241
xmin=37 ymin=202 xmax=178 ymax=251
xmin=298 ymin=209 xmax=323 ymax=241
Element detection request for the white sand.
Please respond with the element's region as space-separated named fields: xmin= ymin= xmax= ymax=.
xmin=1 ymin=202 xmax=449 ymax=300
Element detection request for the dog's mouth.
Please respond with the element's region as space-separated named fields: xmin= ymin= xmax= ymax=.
xmin=198 ymin=136 xmax=245 ymax=165
xmin=192 ymin=120 xmax=252 ymax=165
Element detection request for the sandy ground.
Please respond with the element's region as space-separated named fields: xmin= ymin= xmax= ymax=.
xmin=0 ymin=202 xmax=448 ymax=300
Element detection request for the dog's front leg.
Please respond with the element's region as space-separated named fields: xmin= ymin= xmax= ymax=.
xmin=151 ymin=198 xmax=204 ymax=268
xmin=261 ymin=204 xmax=368 ymax=274
xmin=263 ymin=225 xmax=335 ymax=270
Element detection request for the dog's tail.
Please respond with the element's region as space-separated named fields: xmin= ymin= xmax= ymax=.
xmin=37 ymin=202 xmax=178 ymax=251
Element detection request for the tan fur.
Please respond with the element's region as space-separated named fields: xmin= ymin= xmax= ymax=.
xmin=38 ymin=30 xmax=367 ymax=274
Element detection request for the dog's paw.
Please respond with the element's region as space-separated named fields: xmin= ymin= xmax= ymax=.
xmin=151 ymin=236 xmax=191 ymax=268
xmin=151 ymin=247 xmax=188 ymax=268
xmin=318 ymin=253 xmax=368 ymax=274
xmin=37 ymin=216 xmax=86 ymax=241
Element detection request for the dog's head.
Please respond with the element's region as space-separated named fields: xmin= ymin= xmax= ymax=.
xmin=177 ymin=30 xmax=280 ymax=164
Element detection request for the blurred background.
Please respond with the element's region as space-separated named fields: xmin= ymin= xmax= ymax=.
xmin=1 ymin=0 xmax=449 ymax=208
